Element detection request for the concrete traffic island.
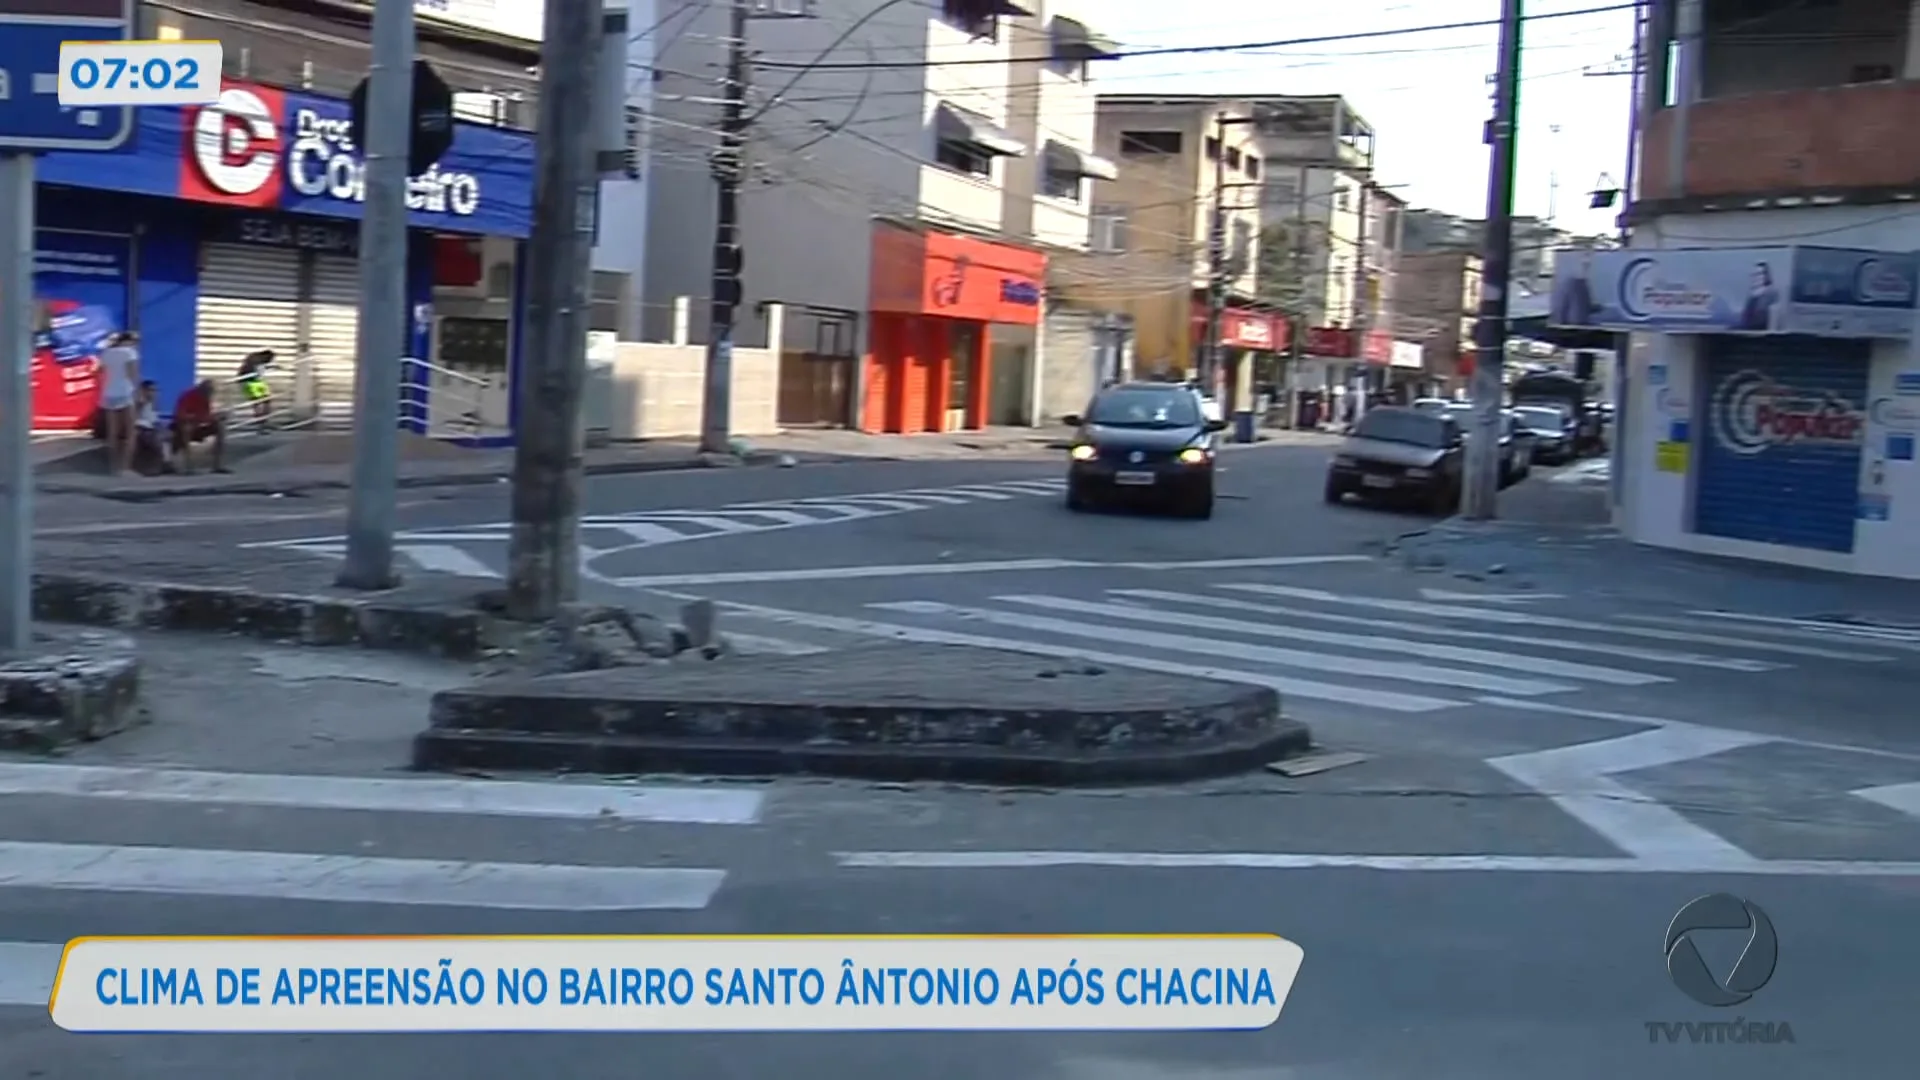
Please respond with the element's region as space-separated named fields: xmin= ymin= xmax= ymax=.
xmin=0 ymin=625 xmax=144 ymax=751
xmin=415 ymin=641 xmax=1310 ymax=785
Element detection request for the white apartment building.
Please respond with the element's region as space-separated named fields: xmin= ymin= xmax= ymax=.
xmin=635 ymin=0 xmax=1116 ymax=431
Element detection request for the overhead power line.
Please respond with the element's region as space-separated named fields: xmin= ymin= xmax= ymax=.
xmin=753 ymin=2 xmax=1638 ymax=70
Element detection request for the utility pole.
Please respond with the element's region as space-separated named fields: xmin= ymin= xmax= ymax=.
xmin=1350 ymin=178 xmax=1372 ymax=423
xmin=335 ymin=0 xmax=416 ymax=590
xmin=505 ymin=0 xmax=605 ymax=619
xmin=1462 ymin=0 xmax=1524 ymax=520
xmin=1202 ymin=112 xmax=1228 ymax=399
xmin=700 ymin=0 xmax=750 ymax=455
xmin=0 ymin=154 xmax=31 ymax=649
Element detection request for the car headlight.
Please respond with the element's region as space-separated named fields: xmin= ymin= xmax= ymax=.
xmin=1070 ymin=444 xmax=1096 ymax=461
xmin=1177 ymin=447 xmax=1210 ymax=465
xmin=1405 ymin=467 xmax=1430 ymax=478
xmin=1333 ymin=454 xmax=1357 ymax=467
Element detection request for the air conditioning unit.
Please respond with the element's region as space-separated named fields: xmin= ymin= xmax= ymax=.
xmin=749 ymin=0 xmax=815 ymax=17
xmin=453 ymin=92 xmax=512 ymax=127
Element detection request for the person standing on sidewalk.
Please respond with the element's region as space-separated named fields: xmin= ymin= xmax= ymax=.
xmin=96 ymin=331 xmax=141 ymax=476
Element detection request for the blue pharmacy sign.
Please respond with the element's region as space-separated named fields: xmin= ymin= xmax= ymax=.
xmin=0 ymin=0 xmax=134 ymax=151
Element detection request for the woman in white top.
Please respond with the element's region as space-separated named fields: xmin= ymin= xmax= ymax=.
xmin=97 ymin=331 xmax=140 ymax=475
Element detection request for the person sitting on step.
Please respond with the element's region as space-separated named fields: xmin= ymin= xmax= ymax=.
xmin=169 ymin=378 xmax=230 ymax=474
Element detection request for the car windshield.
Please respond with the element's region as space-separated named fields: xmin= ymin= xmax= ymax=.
xmin=1515 ymin=407 xmax=1566 ymax=429
xmin=1085 ymin=390 xmax=1200 ymax=428
xmin=1353 ymin=410 xmax=1450 ymax=448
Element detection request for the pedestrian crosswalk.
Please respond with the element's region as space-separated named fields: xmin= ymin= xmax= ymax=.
xmin=241 ymin=477 xmax=1069 ymax=580
xmin=0 ymin=762 xmax=770 ymax=1006
xmin=688 ymin=580 xmax=1902 ymax=714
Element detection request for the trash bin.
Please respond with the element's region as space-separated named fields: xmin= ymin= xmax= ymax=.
xmin=1232 ymin=411 xmax=1257 ymax=444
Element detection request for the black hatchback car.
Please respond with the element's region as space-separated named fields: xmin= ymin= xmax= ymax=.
xmin=1063 ymin=382 xmax=1229 ymax=518
xmin=1325 ymin=405 xmax=1465 ymax=514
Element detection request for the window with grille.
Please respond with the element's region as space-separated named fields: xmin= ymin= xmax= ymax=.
xmin=936 ymin=139 xmax=994 ymax=178
xmin=1090 ymin=208 xmax=1128 ymax=252
xmin=941 ymin=0 xmax=998 ymax=41
xmin=1118 ymin=130 xmax=1181 ymax=155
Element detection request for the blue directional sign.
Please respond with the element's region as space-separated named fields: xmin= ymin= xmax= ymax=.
xmin=0 ymin=0 xmax=135 ymax=151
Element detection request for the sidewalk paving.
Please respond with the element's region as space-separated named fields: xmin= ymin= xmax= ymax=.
xmin=1385 ymin=472 xmax=1920 ymax=624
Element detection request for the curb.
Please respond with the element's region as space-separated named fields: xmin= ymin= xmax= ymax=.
xmin=32 ymin=573 xmax=487 ymax=659
xmin=40 ymin=452 xmax=784 ymax=503
xmin=414 ymin=646 xmax=1311 ymax=786
xmin=0 ymin=626 xmax=144 ymax=752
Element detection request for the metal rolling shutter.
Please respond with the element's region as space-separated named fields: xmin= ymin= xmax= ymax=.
xmin=1039 ymin=307 xmax=1096 ymax=421
xmin=1694 ymin=335 xmax=1870 ymax=554
xmin=196 ymin=244 xmax=300 ymax=408
xmin=307 ymin=255 xmax=362 ymax=427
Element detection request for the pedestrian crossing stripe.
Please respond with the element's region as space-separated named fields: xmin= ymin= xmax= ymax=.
xmin=681 ymin=582 xmax=1905 ymax=715
xmin=240 ymin=478 xmax=1070 ymax=576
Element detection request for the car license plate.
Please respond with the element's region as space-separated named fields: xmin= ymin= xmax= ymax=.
xmin=1362 ymin=474 xmax=1395 ymax=488
xmin=1114 ymin=471 xmax=1156 ymax=486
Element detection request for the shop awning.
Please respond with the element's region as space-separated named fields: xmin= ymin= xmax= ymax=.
xmin=1043 ymin=140 xmax=1117 ymax=181
xmin=1050 ymin=16 xmax=1119 ymax=61
xmin=934 ymin=103 xmax=1026 ymax=157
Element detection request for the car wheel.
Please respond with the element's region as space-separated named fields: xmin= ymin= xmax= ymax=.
xmin=1323 ymin=477 xmax=1346 ymax=504
xmin=1182 ymin=486 xmax=1215 ymax=519
xmin=1428 ymin=480 xmax=1460 ymax=516
xmin=1065 ymin=482 xmax=1090 ymax=512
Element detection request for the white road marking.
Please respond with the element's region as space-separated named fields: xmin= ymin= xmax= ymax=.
xmin=1854 ymin=782 xmax=1920 ymax=820
xmin=1479 ymin=696 xmax=1920 ymax=762
xmin=1119 ymin=589 xmax=1782 ymax=672
xmin=395 ymin=543 xmax=498 ymax=578
xmin=0 ymin=942 xmax=59 ymax=1008
xmin=616 ymin=559 xmax=1089 ymax=588
xmin=1490 ymin=725 xmax=1770 ymax=865
xmin=1116 ymin=555 xmax=1372 ymax=570
xmin=723 ymin=632 xmax=831 ymax=656
xmin=0 ymin=762 xmax=766 ymax=824
xmin=669 ymin=595 xmax=1460 ymax=713
xmin=636 ymin=514 xmax=765 ymax=534
xmin=0 ymin=841 xmax=726 ymax=910
xmin=1669 ymin=610 xmax=1920 ymax=645
xmin=1222 ymin=584 xmax=1891 ymax=661
xmin=1418 ymin=588 xmax=1563 ymax=603
xmin=610 ymin=521 xmax=700 ymax=544
xmin=833 ymin=851 xmax=1920 ymax=875
xmin=1620 ymin=613 xmax=1920 ymax=652
xmin=1006 ymin=593 xmax=1666 ymax=686
xmin=942 ymin=486 xmax=1019 ymax=500
xmin=871 ymin=600 xmax=1578 ymax=696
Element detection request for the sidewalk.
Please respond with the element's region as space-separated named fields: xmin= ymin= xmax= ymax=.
xmin=35 ymin=424 xmax=1343 ymax=501
xmin=1385 ymin=473 xmax=1920 ymax=624
xmin=35 ymin=432 xmax=774 ymax=502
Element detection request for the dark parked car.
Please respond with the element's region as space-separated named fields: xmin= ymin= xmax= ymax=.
xmin=1063 ymin=383 xmax=1228 ymax=518
xmin=1443 ymin=402 xmax=1524 ymax=485
xmin=1325 ymin=406 xmax=1465 ymax=514
xmin=1513 ymin=403 xmax=1577 ymax=464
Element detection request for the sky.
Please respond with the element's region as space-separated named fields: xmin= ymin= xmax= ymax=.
xmin=1090 ymin=0 xmax=1639 ymax=238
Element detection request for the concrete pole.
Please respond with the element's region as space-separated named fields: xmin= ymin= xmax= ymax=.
xmin=1462 ymin=0 xmax=1525 ymax=520
xmin=506 ymin=0 xmax=604 ymax=619
xmin=336 ymin=0 xmax=416 ymax=590
xmin=700 ymin=0 xmax=749 ymax=455
xmin=0 ymin=154 xmax=34 ymax=649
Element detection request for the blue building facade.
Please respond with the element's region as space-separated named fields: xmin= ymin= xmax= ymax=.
xmin=29 ymin=78 xmax=534 ymax=437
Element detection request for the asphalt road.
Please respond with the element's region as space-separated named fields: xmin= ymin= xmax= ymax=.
xmin=5 ymin=444 xmax=1918 ymax=1077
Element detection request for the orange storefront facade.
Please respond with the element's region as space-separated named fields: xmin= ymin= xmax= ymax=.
xmin=864 ymin=222 xmax=1045 ymax=433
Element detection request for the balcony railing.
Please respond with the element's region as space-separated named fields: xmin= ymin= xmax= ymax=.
xmin=1639 ymin=79 xmax=1920 ymax=204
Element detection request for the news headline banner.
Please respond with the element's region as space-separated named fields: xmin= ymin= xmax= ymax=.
xmin=50 ymin=935 xmax=1304 ymax=1033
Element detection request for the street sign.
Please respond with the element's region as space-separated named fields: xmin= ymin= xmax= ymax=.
xmin=0 ymin=0 xmax=134 ymax=151
xmin=349 ymin=60 xmax=454 ymax=178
